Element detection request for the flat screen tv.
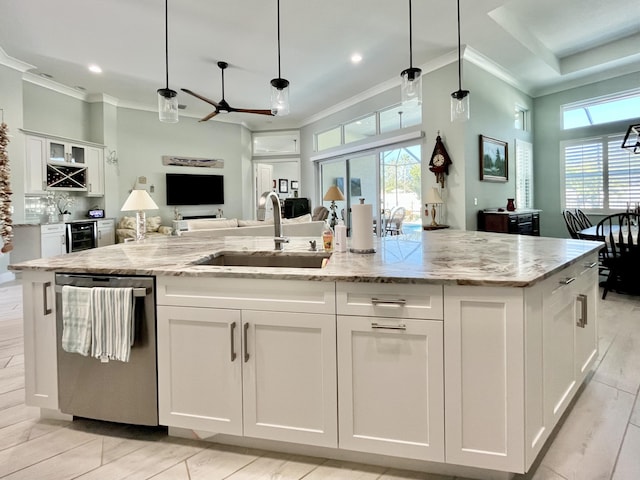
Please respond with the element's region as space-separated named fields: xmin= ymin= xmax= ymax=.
xmin=165 ymin=173 xmax=224 ymax=205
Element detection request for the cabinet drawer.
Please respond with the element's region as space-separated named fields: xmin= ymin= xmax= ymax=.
xmin=336 ymin=282 xmax=443 ymax=320
xmin=157 ymin=276 xmax=335 ymax=314
xmin=41 ymin=223 xmax=65 ymax=235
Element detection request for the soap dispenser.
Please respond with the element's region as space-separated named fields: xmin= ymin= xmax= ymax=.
xmin=334 ymin=219 xmax=347 ymax=252
xmin=322 ymin=220 xmax=334 ymax=252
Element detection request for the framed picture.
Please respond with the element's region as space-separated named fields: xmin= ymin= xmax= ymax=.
xmin=272 ymin=179 xmax=277 ymax=189
xmin=290 ymin=180 xmax=299 ymax=190
xmin=279 ymin=178 xmax=289 ymax=193
xmin=335 ymin=177 xmax=345 ymax=193
xmin=480 ymin=135 xmax=508 ymax=181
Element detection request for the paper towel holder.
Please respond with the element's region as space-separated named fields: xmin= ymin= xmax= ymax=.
xmin=349 ymin=197 xmax=376 ymax=254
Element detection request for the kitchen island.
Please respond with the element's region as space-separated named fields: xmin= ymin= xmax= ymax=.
xmin=10 ymin=230 xmax=602 ymax=480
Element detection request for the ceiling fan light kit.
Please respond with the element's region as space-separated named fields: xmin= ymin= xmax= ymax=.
xmin=157 ymin=0 xmax=178 ymax=123
xmin=450 ymin=0 xmax=470 ymax=122
xmin=400 ymin=0 xmax=422 ymax=107
xmin=270 ymin=0 xmax=290 ymax=116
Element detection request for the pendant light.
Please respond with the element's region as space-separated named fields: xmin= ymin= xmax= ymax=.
xmin=400 ymin=0 xmax=422 ymax=107
xmin=157 ymin=0 xmax=178 ymax=123
xmin=450 ymin=0 xmax=470 ymax=122
xmin=270 ymin=0 xmax=290 ymax=116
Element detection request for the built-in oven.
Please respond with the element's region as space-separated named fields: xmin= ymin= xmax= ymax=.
xmin=65 ymin=220 xmax=97 ymax=253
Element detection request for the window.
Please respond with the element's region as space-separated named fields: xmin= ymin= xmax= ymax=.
xmin=562 ymin=89 xmax=640 ymax=130
xmin=562 ymin=133 xmax=640 ymax=212
xmin=514 ymin=106 xmax=527 ymax=131
xmin=515 ymin=140 xmax=533 ymax=209
xmin=314 ymin=103 xmax=422 ymax=152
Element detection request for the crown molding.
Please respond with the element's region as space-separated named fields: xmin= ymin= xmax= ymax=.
xmin=23 ymin=71 xmax=87 ymax=100
xmin=87 ymin=93 xmax=119 ymax=106
xmin=0 ymin=46 xmax=35 ymax=72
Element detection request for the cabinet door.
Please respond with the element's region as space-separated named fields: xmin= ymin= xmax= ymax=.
xmin=22 ymin=271 xmax=58 ymax=409
xmin=337 ymin=315 xmax=444 ymax=462
xmin=157 ymin=305 xmax=243 ymax=434
xmin=97 ymin=220 xmax=115 ymax=247
xmin=242 ymin=310 xmax=337 ymax=448
xmin=574 ymin=261 xmax=598 ymax=383
xmin=444 ymin=286 xmax=525 ymax=473
xmin=41 ymin=226 xmax=66 ymax=258
xmin=85 ymin=147 xmax=104 ymax=196
xmin=542 ymin=275 xmax=577 ymax=426
xmin=25 ymin=135 xmax=47 ymax=194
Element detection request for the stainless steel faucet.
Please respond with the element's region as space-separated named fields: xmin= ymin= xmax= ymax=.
xmin=258 ymin=191 xmax=289 ymax=251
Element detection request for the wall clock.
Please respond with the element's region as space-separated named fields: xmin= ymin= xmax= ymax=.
xmin=428 ymin=132 xmax=452 ymax=188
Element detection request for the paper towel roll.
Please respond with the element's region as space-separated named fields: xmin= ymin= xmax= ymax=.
xmin=350 ymin=203 xmax=375 ymax=253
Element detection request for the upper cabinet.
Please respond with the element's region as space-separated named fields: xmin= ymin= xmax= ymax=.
xmin=23 ymin=132 xmax=105 ymax=195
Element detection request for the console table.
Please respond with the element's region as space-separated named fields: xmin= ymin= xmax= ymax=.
xmin=478 ymin=209 xmax=541 ymax=236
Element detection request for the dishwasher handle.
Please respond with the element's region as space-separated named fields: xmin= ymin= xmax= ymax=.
xmin=55 ymin=285 xmax=150 ymax=297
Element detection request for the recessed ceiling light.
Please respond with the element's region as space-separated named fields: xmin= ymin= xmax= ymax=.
xmin=351 ymin=53 xmax=363 ymax=64
xmin=88 ymin=64 xmax=102 ymax=74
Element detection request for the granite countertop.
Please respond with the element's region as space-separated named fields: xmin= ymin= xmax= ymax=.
xmin=8 ymin=230 xmax=603 ymax=287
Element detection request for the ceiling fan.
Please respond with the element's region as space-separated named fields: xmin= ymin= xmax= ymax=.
xmin=181 ymin=61 xmax=274 ymax=122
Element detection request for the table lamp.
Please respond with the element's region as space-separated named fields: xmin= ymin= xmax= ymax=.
xmin=120 ymin=189 xmax=159 ymax=241
xmin=425 ymin=187 xmax=443 ymax=227
xmin=323 ymin=185 xmax=345 ymax=228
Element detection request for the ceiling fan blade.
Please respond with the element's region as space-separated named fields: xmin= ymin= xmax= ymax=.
xmin=233 ymin=108 xmax=275 ymax=116
xmin=181 ymin=88 xmax=220 ymax=108
xmin=199 ymin=111 xmax=219 ymax=122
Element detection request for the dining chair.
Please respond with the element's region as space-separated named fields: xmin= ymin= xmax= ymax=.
xmin=595 ymin=212 xmax=640 ymax=299
xmin=385 ymin=206 xmax=406 ymax=236
xmin=562 ymin=210 xmax=582 ymax=239
xmin=574 ymin=209 xmax=592 ymax=230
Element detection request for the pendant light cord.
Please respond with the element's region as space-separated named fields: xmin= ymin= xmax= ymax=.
xmin=456 ymin=0 xmax=462 ymax=91
xmin=164 ymin=0 xmax=169 ymax=89
xmin=276 ymin=0 xmax=282 ymax=78
xmin=408 ymin=0 xmax=413 ymax=68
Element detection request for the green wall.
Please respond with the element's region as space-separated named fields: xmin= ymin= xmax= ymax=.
xmin=533 ymin=71 xmax=640 ymax=237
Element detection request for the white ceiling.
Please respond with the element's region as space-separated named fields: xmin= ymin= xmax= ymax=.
xmin=1 ymin=0 xmax=638 ymax=131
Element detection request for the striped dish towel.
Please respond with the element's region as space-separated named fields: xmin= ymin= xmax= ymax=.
xmin=61 ymin=285 xmax=93 ymax=356
xmin=91 ymin=287 xmax=135 ymax=362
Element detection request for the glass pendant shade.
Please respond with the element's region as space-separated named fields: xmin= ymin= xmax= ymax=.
xmin=401 ymin=67 xmax=422 ymax=107
xmin=270 ymin=78 xmax=290 ymax=116
xmin=450 ymin=90 xmax=470 ymax=122
xmin=157 ymin=88 xmax=178 ymax=123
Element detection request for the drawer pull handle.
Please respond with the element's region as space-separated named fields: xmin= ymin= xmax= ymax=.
xmin=371 ymin=322 xmax=407 ymax=331
xmin=371 ymin=297 xmax=407 ymax=306
xmin=230 ymin=321 xmax=237 ymax=362
xmin=243 ymin=322 xmax=250 ymax=363
xmin=43 ymin=281 xmax=52 ymax=315
xmin=584 ymin=262 xmax=597 ymax=269
xmin=559 ymin=277 xmax=576 ymax=286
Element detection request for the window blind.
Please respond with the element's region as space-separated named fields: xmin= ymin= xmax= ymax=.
xmin=562 ymin=133 xmax=640 ymax=212
xmin=515 ymin=140 xmax=533 ymax=209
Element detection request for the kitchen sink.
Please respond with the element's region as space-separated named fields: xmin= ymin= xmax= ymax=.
xmin=192 ymin=251 xmax=332 ymax=268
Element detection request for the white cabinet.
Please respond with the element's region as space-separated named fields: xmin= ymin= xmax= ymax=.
xmin=337 ymin=315 xmax=444 ymax=461
xmin=157 ymin=305 xmax=243 ymax=434
xmin=47 ymin=139 xmax=85 ymax=164
xmin=444 ymin=286 xmax=526 ymax=473
xmin=574 ymin=260 xmax=598 ymax=384
xmin=336 ymin=282 xmax=444 ymax=462
xmin=25 ymin=135 xmax=47 ymax=194
xmin=22 ymin=271 xmax=59 ymax=409
xmin=96 ymin=219 xmax=115 ymax=247
xmin=22 ymin=132 xmax=105 ymax=193
xmin=41 ymin=223 xmax=67 ymax=257
xmin=157 ymin=277 xmax=337 ymax=448
xmin=85 ymin=146 xmax=104 ymax=196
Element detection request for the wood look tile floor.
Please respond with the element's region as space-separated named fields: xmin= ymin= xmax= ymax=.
xmin=1 ymin=280 xmax=639 ymax=480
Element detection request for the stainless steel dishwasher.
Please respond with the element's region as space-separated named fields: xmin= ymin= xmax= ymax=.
xmin=55 ymin=273 xmax=158 ymax=426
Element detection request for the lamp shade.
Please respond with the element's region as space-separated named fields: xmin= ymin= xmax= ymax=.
xmin=425 ymin=187 xmax=443 ymax=204
xmin=157 ymin=89 xmax=179 ymax=123
xmin=121 ymin=190 xmax=159 ymax=211
xmin=270 ymin=78 xmax=290 ymax=116
xmin=323 ymin=185 xmax=345 ymax=202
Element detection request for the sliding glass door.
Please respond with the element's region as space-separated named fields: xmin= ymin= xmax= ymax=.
xmin=319 ymin=142 xmax=421 ymax=236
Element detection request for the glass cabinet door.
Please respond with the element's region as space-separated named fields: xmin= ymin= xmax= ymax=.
xmin=70 ymin=145 xmax=85 ymax=164
xmin=49 ymin=142 xmax=66 ymax=162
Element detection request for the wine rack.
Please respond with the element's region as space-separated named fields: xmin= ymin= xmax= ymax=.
xmin=46 ymin=162 xmax=88 ymax=190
